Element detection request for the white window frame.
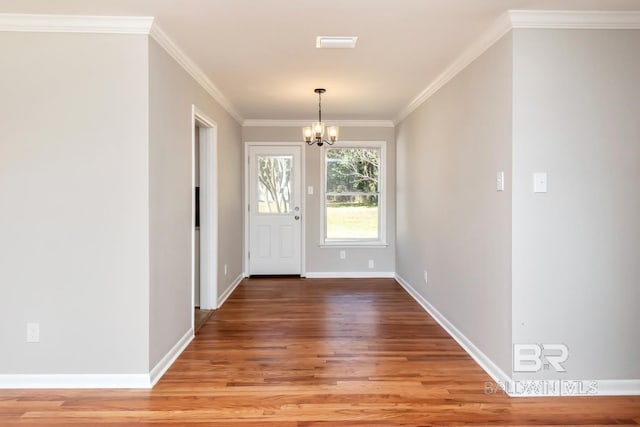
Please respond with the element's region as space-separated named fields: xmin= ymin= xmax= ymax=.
xmin=320 ymin=140 xmax=387 ymax=247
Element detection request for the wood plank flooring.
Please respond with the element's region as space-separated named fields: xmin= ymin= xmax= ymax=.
xmin=194 ymin=307 xmax=214 ymax=334
xmin=2 ymin=277 xmax=639 ymax=425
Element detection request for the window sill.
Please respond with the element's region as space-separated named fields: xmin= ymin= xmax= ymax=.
xmin=319 ymin=241 xmax=388 ymax=249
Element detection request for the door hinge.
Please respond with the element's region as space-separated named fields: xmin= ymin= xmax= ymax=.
xmin=248 ymin=251 xmax=250 ymax=259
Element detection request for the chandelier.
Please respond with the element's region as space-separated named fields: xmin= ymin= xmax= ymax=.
xmin=302 ymin=88 xmax=339 ymax=146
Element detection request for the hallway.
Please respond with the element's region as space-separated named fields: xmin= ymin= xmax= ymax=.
xmin=2 ymin=278 xmax=639 ymax=425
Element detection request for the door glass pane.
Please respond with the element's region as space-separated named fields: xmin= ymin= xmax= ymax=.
xmin=257 ymin=155 xmax=293 ymax=214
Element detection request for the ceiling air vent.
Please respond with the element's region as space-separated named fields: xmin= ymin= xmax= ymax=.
xmin=316 ymin=36 xmax=358 ymax=49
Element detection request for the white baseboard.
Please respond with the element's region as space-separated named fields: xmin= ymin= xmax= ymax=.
xmin=0 ymin=328 xmax=195 ymax=389
xmin=305 ymin=271 xmax=396 ymax=279
xmin=584 ymin=379 xmax=640 ymax=396
xmin=394 ymin=274 xmax=640 ymax=397
xmin=149 ymin=328 xmax=194 ymax=387
xmin=394 ymin=274 xmax=512 ymax=387
xmin=217 ymin=273 xmax=244 ymax=308
xmin=0 ymin=373 xmax=151 ymax=389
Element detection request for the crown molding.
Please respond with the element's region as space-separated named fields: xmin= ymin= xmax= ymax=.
xmin=149 ymin=24 xmax=243 ymax=123
xmin=4 ymin=11 xmax=639 ymax=128
xmin=0 ymin=13 xmax=243 ymax=124
xmin=242 ymin=119 xmax=395 ymax=128
xmin=0 ymin=13 xmax=153 ymax=33
xmin=395 ymin=10 xmax=640 ymax=124
xmin=394 ymin=12 xmax=512 ymax=124
xmin=509 ymin=10 xmax=640 ymax=29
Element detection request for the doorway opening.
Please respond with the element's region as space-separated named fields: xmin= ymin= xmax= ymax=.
xmin=192 ymin=106 xmax=218 ymax=333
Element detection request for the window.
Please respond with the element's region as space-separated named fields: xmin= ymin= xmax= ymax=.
xmin=322 ymin=141 xmax=386 ymax=245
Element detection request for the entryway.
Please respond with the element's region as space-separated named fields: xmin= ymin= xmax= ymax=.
xmin=245 ymin=144 xmax=303 ymax=276
xmin=193 ymin=106 xmax=218 ymax=332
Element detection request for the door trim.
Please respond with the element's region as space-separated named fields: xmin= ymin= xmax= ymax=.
xmin=192 ymin=106 xmax=218 ymax=316
xmin=243 ymin=141 xmax=306 ymax=277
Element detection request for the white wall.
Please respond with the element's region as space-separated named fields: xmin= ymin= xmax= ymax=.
xmin=512 ymin=29 xmax=640 ymax=380
xmin=0 ymin=32 xmax=150 ymax=374
xmin=242 ymin=126 xmax=396 ymax=275
xmin=148 ymin=39 xmax=243 ymax=368
xmin=395 ymin=34 xmax=514 ymax=374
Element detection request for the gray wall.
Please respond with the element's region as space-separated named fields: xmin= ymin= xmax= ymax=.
xmin=148 ymin=39 xmax=243 ymax=368
xmin=0 ymin=31 xmax=243 ymax=377
xmin=512 ymin=29 xmax=640 ymax=380
xmin=0 ymin=33 xmax=150 ymax=374
xmin=242 ymin=126 xmax=396 ymax=274
xmin=396 ymin=28 xmax=640 ymax=383
xmin=395 ymin=34 xmax=513 ymax=374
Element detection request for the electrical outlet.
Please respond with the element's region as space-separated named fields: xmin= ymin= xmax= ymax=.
xmin=26 ymin=322 xmax=40 ymax=343
xmin=339 ymin=250 xmax=346 ymax=260
xmin=368 ymin=259 xmax=374 ymax=269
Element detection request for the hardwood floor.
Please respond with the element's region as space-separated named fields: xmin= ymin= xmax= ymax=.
xmin=194 ymin=307 xmax=214 ymax=334
xmin=2 ymin=277 xmax=639 ymax=425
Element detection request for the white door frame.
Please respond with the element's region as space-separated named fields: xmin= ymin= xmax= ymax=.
xmin=243 ymin=141 xmax=306 ymax=277
xmin=192 ymin=106 xmax=218 ymax=316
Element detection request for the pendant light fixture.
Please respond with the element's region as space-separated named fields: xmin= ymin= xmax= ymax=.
xmin=302 ymin=88 xmax=339 ymax=147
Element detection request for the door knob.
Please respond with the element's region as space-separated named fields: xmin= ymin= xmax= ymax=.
xmin=294 ymin=215 xmax=300 ymax=220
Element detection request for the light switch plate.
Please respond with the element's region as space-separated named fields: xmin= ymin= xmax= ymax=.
xmin=533 ymin=172 xmax=547 ymax=193
xmin=26 ymin=322 xmax=40 ymax=343
xmin=496 ymin=171 xmax=504 ymax=191
xmin=307 ymin=186 xmax=314 ymax=195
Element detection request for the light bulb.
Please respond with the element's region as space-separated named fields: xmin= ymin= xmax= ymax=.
xmin=302 ymin=127 xmax=312 ymax=142
xmin=312 ymin=121 xmax=325 ymax=138
xmin=328 ymin=126 xmax=339 ymax=142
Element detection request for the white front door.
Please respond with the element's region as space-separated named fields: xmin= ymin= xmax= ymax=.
xmin=248 ymin=145 xmax=302 ymax=275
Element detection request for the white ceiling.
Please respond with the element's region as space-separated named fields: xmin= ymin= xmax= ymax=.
xmin=2 ymin=0 xmax=640 ymax=122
